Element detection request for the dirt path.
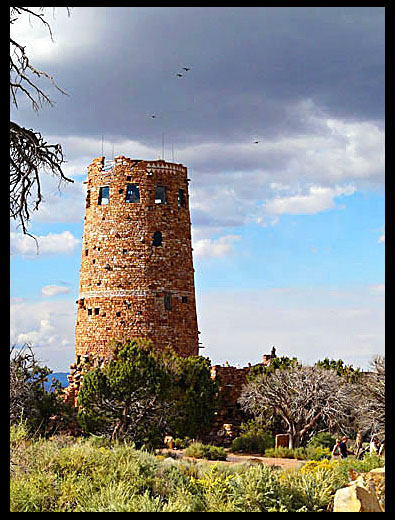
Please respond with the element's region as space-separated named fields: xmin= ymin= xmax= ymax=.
xmin=159 ymin=449 xmax=305 ymax=470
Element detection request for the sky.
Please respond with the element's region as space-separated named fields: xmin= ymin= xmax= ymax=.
xmin=10 ymin=7 xmax=385 ymax=372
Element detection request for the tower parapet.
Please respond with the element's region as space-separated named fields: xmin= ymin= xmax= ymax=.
xmin=75 ymin=155 xmax=199 ymax=359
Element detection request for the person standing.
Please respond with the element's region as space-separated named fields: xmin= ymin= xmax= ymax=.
xmin=354 ymin=431 xmax=363 ymax=459
xmin=339 ymin=436 xmax=353 ymax=458
xmin=332 ymin=438 xmax=342 ymax=459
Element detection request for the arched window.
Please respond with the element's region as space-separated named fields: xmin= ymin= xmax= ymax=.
xmin=153 ymin=231 xmax=162 ymax=247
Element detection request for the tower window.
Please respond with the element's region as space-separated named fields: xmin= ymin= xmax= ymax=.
xmin=164 ymin=292 xmax=172 ymax=311
xmin=88 ymin=308 xmax=92 ymax=316
xmin=153 ymin=231 xmax=162 ymax=247
xmin=125 ymin=183 xmax=140 ymax=203
xmin=178 ymin=189 xmax=186 ymax=207
xmin=86 ymin=190 xmax=91 ymax=208
xmin=98 ymin=186 xmax=110 ymax=205
xmin=94 ymin=307 xmax=100 ymax=315
xmin=182 ymin=296 xmax=188 ymax=303
xmin=155 ymin=186 xmax=167 ymax=204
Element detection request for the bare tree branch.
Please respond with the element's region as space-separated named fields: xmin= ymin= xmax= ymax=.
xmin=10 ymin=7 xmax=73 ymax=237
xmin=239 ymin=365 xmax=358 ymax=448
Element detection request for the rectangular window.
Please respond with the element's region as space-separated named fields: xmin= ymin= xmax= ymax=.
xmin=88 ymin=308 xmax=92 ymax=316
xmin=164 ymin=292 xmax=172 ymax=310
xmin=178 ymin=189 xmax=186 ymax=207
xmin=182 ymin=296 xmax=188 ymax=303
xmin=155 ymin=186 xmax=167 ymax=204
xmin=94 ymin=308 xmax=100 ymax=315
xmin=86 ymin=189 xmax=91 ymax=208
xmin=125 ymin=183 xmax=140 ymax=203
xmin=98 ymin=186 xmax=110 ymax=205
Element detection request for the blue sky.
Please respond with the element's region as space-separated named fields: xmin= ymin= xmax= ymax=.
xmin=10 ymin=7 xmax=384 ymax=371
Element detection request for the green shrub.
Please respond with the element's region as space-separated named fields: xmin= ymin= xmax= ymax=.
xmin=305 ymin=446 xmax=332 ymax=461
xmin=10 ymin=433 xmax=384 ymax=512
xmin=307 ymin=432 xmax=336 ymax=450
xmin=230 ymin=431 xmax=273 ymax=454
xmin=184 ymin=442 xmax=227 ymax=461
xmin=173 ymin=437 xmax=192 ymax=449
xmin=280 ymin=467 xmax=337 ymax=512
xmin=264 ymin=446 xmax=307 ymax=460
xmin=10 ymin=418 xmax=31 ymax=444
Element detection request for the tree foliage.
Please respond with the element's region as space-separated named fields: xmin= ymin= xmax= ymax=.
xmin=10 ymin=344 xmax=74 ymax=435
xmin=247 ymin=356 xmax=299 ymax=382
xmin=315 ymin=357 xmax=362 ymax=383
xmin=77 ymin=340 xmax=172 ymax=447
xmin=171 ymin=355 xmax=218 ymax=438
xmin=77 ymin=339 xmax=218 ymax=447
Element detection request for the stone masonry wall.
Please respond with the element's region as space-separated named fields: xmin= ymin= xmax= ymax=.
xmin=74 ymin=156 xmax=199 ymax=361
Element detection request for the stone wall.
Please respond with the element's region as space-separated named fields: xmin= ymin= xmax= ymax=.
xmin=210 ymin=364 xmax=249 ymax=440
xmin=75 ymin=156 xmax=199 ymax=360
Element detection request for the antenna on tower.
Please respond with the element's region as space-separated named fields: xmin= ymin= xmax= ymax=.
xmin=162 ymin=132 xmax=165 ymax=161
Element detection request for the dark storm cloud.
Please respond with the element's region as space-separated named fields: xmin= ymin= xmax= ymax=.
xmin=13 ymin=7 xmax=384 ymax=147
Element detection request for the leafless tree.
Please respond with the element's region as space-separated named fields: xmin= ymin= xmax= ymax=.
xmin=10 ymin=343 xmax=50 ymax=424
xmin=354 ymin=355 xmax=385 ymax=438
xmin=10 ymin=7 xmax=73 ymax=237
xmin=239 ymin=364 xmax=357 ymax=448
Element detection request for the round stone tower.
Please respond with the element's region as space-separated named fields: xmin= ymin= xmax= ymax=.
xmin=75 ymin=155 xmax=199 ymax=360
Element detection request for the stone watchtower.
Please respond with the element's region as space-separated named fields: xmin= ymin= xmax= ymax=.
xmin=74 ymin=155 xmax=199 ymax=360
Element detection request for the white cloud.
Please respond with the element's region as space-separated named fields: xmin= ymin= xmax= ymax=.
xmin=10 ymin=231 xmax=80 ymax=257
xmin=193 ymin=235 xmax=241 ymax=259
xmin=10 ymin=7 xmax=104 ymax=65
xmin=264 ymin=184 xmax=356 ymax=215
xmin=41 ymin=285 xmax=71 ymax=297
xmin=31 ymin=178 xmax=86 ymax=224
xmin=10 ymin=298 xmax=77 ymax=371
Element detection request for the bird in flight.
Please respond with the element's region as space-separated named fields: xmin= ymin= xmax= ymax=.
xmin=254 ymin=141 xmax=259 ymax=144
xmin=183 ymin=67 xmax=191 ymax=71
xmin=176 ymin=73 xmax=183 ymax=77
xmin=151 ymin=115 xmax=157 ymax=119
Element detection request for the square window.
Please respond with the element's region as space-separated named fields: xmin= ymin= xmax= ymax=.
xmin=125 ymin=183 xmax=140 ymax=203
xmin=164 ymin=292 xmax=172 ymax=310
xmin=98 ymin=186 xmax=110 ymax=205
xmin=155 ymin=186 xmax=167 ymax=204
xmin=153 ymin=231 xmax=162 ymax=247
xmin=178 ymin=189 xmax=186 ymax=207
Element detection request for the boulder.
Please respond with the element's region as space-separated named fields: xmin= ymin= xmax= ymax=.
xmin=333 ymin=467 xmax=385 ymax=512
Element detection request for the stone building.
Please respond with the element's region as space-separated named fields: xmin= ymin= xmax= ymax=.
xmin=74 ymin=155 xmax=199 ymax=361
xmin=66 ymin=155 xmax=281 ymax=442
